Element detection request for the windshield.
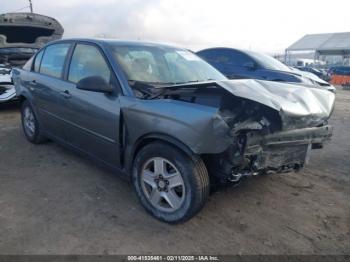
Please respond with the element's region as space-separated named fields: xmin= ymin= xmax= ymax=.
xmin=108 ymin=44 xmax=226 ymax=85
xmin=247 ymin=51 xmax=291 ymax=71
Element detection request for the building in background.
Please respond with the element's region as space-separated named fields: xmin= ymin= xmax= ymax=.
xmin=284 ymin=32 xmax=350 ymax=67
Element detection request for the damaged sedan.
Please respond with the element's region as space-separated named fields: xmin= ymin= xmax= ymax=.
xmin=12 ymin=39 xmax=335 ymax=223
xmin=0 ymin=12 xmax=63 ymax=103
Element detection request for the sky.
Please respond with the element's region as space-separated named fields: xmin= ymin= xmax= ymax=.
xmin=1 ymin=0 xmax=350 ymax=54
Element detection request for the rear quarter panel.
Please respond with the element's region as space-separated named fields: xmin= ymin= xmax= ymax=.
xmin=12 ymin=68 xmax=35 ymax=104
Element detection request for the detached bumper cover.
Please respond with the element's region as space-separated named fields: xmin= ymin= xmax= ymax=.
xmin=245 ymin=125 xmax=333 ymax=171
xmin=246 ymin=125 xmax=333 ymax=148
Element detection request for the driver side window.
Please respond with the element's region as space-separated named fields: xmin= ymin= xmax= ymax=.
xmin=68 ymin=44 xmax=111 ymax=84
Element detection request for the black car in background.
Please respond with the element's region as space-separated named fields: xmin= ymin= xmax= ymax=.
xmin=197 ymin=47 xmax=335 ymax=92
xmin=329 ymin=66 xmax=350 ymax=75
xmin=296 ymin=66 xmax=330 ymax=81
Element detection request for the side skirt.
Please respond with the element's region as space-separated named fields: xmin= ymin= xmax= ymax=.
xmin=42 ymin=131 xmax=131 ymax=182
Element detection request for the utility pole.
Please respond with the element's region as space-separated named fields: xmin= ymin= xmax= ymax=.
xmin=29 ymin=0 xmax=33 ymax=13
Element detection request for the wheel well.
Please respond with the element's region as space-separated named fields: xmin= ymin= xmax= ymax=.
xmin=134 ymin=137 xmax=194 ymax=160
xmin=17 ymin=95 xmax=26 ymax=104
xmin=129 ymin=135 xmax=196 ymax=173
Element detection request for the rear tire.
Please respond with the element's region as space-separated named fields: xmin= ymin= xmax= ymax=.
xmin=21 ymin=100 xmax=47 ymax=144
xmin=132 ymin=142 xmax=210 ymax=223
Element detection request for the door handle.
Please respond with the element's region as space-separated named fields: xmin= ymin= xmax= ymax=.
xmin=60 ymin=90 xmax=71 ymax=99
xmin=28 ymin=80 xmax=37 ymax=91
xmin=30 ymin=79 xmax=37 ymax=86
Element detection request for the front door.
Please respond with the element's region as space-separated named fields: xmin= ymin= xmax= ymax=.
xmin=59 ymin=43 xmax=122 ymax=167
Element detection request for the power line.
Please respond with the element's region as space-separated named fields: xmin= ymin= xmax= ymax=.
xmin=1 ymin=5 xmax=31 ymax=15
xmin=1 ymin=0 xmax=33 ymax=15
xmin=29 ymin=0 xmax=33 ymax=13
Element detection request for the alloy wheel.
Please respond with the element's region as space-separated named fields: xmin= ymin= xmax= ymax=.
xmin=140 ymin=157 xmax=185 ymax=212
xmin=23 ymin=106 xmax=36 ymax=138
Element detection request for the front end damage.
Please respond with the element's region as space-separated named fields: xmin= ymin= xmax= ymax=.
xmin=208 ymin=124 xmax=333 ymax=184
xmin=206 ymin=80 xmax=334 ymax=185
xmin=129 ymin=79 xmax=335 ymax=185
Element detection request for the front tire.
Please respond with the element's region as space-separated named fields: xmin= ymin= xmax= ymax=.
xmin=132 ymin=142 xmax=210 ymax=223
xmin=21 ymin=100 xmax=47 ymax=144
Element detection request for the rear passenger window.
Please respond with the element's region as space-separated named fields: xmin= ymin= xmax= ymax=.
xmin=201 ymin=49 xmax=252 ymax=66
xmin=33 ymin=49 xmax=44 ymax=72
xmin=68 ymin=44 xmax=111 ymax=84
xmin=227 ymin=51 xmax=252 ymax=65
xmin=40 ymin=43 xmax=70 ymax=78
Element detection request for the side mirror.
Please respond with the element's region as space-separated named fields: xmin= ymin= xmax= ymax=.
xmin=243 ymin=61 xmax=256 ymax=71
xmin=76 ymin=76 xmax=113 ymax=93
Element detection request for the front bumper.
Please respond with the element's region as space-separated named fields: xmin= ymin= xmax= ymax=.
xmin=244 ymin=125 xmax=333 ymax=171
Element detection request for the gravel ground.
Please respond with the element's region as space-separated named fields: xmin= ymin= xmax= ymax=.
xmin=0 ymin=88 xmax=349 ymax=255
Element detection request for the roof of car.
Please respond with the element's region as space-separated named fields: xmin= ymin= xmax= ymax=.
xmin=49 ymin=38 xmax=182 ymax=49
xmin=198 ymin=47 xmax=268 ymax=59
xmin=198 ymin=47 xmax=241 ymax=52
xmin=198 ymin=47 xmax=259 ymax=56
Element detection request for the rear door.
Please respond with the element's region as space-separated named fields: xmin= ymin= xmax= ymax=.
xmin=59 ymin=43 xmax=122 ymax=167
xmin=28 ymin=43 xmax=71 ymax=140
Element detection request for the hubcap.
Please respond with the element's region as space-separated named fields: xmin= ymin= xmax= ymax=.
xmin=140 ymin=157 xmax=185 ymax=212
xmin=23 ymin=106 xmax=35 ymax=137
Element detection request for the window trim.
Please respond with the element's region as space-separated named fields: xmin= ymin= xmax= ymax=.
xmin=32 ymin=48 xmax=45 ymax=73
xmin=30 ymin=40 xmax=124 ymax=95
xmin=37 ymin=42 xmax=72 ymax=80
xmin=65 ymin=42 xmax=112 ymax=84
xmin=64 ymin=41 xmax=122 ymax=95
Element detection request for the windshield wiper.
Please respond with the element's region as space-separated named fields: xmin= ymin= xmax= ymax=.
xmin=128 ymin=79 xmax=217 ymax=87
xmin=171 ymin=80 xmax=199 ymax=85
xmin=127 ymin=80 xmax=170 ymax=99
xmin=128 ymin=80 xmax=177 ymax=86
xmin=172 ymin=79 xmax=216 ymax=85
xmin=127 ymin=79 xmax=218 ymax=99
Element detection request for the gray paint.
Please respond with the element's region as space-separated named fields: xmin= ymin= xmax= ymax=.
xmin=12 ymin=39 xmax=335 ymax=177
xmin=120 ymin=96 xmax=231 ymax=154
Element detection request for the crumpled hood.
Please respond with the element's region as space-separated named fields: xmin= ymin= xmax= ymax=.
xmin=218 ymin=79 xmax=335 ymax=129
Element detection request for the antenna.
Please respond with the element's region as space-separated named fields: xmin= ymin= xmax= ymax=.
xmin=29 ymin=0 xmax=33 ymax=13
